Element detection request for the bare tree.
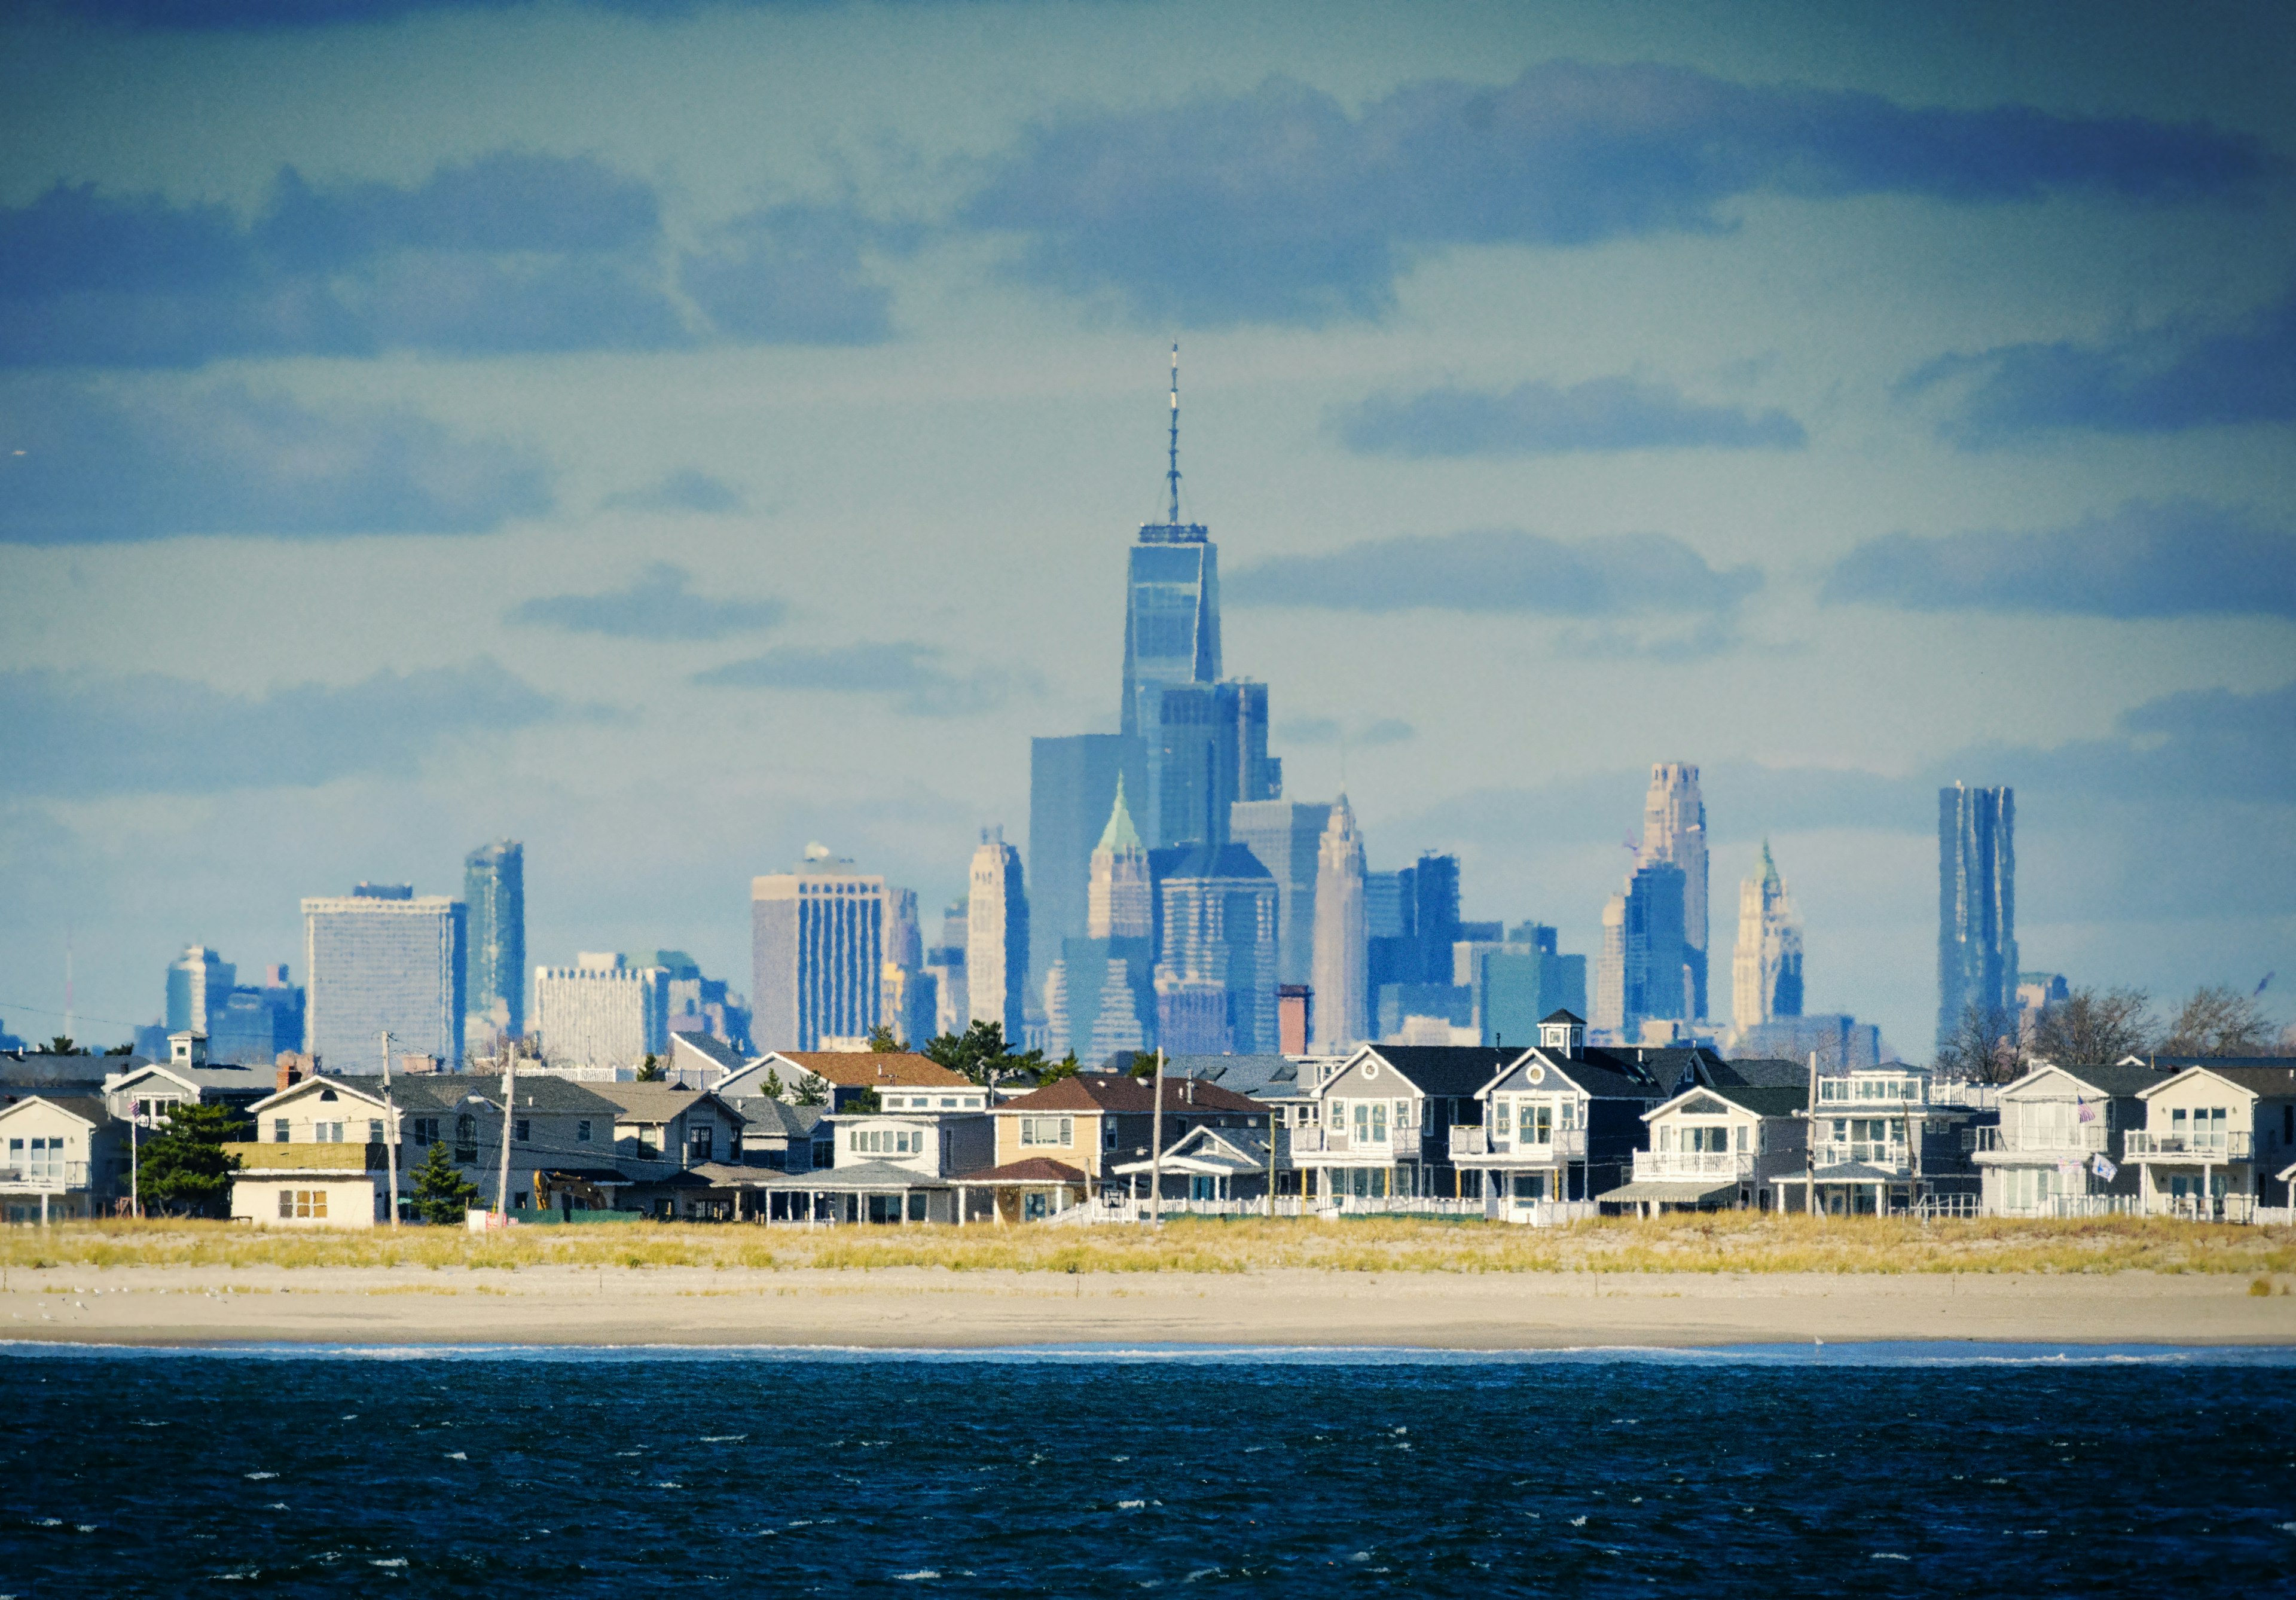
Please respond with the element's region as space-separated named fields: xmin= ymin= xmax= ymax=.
xmin=2161 ymin=985 xmax=2279 ymax=1057
xmin=2029 ymin=985 xmax=2155 ymax=1065
xmin=1934 ymin=1001 xmax=2025 ymax=1084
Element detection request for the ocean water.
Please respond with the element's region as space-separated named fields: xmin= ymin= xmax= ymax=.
xmin=4 ymin=1343 xmax=2294 ymax=1595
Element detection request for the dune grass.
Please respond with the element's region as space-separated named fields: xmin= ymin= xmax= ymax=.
xmin=3 ymin=1213 xmax=2291 ymax=1278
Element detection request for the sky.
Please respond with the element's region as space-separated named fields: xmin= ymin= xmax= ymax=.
xmin=2 ymin=0 xmax=2292 ymax=1058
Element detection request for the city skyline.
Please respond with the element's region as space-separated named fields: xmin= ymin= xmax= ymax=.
xmin=2 ymin=2 xmax=2291 ymax=1058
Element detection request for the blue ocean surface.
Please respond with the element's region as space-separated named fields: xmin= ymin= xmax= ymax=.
xmin=4 ymin=1343 xmax=2294 ymax=1595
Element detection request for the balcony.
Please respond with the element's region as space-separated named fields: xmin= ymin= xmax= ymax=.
xmin=224 ymin=1141 xmax=388 ymax=1173
xmin=2123 ymin=1129 xmax=2253 ymax=1161
xmin=1634 ymin=1150 xmax=1752 ymax=1181
xmin=1812 ymin=1141 xmax=1911 ymax=1172
xmin=1451 ymin=1125 xmax=1587 ymax=1162
xmin=1973 ymin=1123 xmax=2106 ymax=1156
xmin=1289 ymin=1126 xmax=1334 ymax=1155
xmin=0 ymin=1161 xmax=91 ymax=1192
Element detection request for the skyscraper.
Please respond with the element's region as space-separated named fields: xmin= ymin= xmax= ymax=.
xmin=1229 ymin=798 xmax=1330 ymax=985
xmin=1121 ymin=350 xmax=1222 ymax=766
xmin=463 ymin=839 xmax=525 ymax=1040
xmin=880 ymin=887 xmax=934 ymax=1049
xmin=1938 ymin=784 xmax=2017 ymax=1048
xmin=751 ymin=845 xmax=886 ymax=1051
xmin=1410 ymin=852 xmax=1461 ymax=985
xmin=925 ymin=900 xmax=967 ymax=1040
xmin=1309 ymin=796 xmax=1367 ymax=1051
xmin=1027 ymin=732 xmax=1148 ymax=1002
xmin=967 ymin=829 xmax=1028 ymax=1041
xmin=1150 ymin=841 xmax=1279 ymax=1055
xmin=166 ymin=945 xmax=235 ymax=1034
xmin=1592 ymin=863 xmax=1690 ymax=1041
xmin=532 ymin=953 xmax=670 ymax=1069
xmin=1732 ymin=840 xmax=1805 ymax=1036
xmin=206 ymin=964 xmax=304 ymax=1067
xmin=303 ymin=884 xmax=466 ymax=1066
xmin=1048 ymin=777 xmax=1156 ymax=1061
xmin=1638 ymin=764 xmax=1709 ymax=1019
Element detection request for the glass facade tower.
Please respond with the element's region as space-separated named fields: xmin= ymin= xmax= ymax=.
xmin=463 ymin=839 xmax=525 ymax=1040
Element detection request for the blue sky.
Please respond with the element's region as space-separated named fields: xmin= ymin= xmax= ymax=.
xmin=2 ymin=0 xmax=2291 ymax=1054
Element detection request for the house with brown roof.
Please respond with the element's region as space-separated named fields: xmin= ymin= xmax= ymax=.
xmin=729 ymin=1051 xmax=985 ymax=1112
xmin=973 ymin=1071 xmax=1268 ymax=1215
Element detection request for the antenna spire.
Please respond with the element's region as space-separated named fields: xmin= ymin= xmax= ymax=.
xmin=1167 ymin=342 xmax=1181 ymax=525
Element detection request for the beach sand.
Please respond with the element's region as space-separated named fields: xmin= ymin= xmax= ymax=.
xmin=4 ymin=1265 xmax=2292 ymax=1348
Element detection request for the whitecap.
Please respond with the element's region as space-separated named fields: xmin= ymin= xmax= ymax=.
xmin=700 ymin=1435 xmax=747 ymax=1442
xmin=1117 ymin=1500 xmax=1145 ymax=1510
xmin=654 ymin=1482 xmax=683 ymax=1489
xmin=371 ymin=1558 xmax=408 ymax=1568
xmin=444 ymin=1452 xmax=467 ymax=1462
xmin=1570 ymin=1516 xmax=1587 ymax=1528
xmin=892 ymin=1572 xmax=939 ymax=1583
xmin=243 ymin=1472 xmax=278 ymax=1481
xmin=1872 ymin=1553 xmax=1910 ymax=1562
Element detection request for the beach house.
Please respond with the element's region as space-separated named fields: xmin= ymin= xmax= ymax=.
xmin=964 ymin=1071 xmax=1265 ymax=1221
xmin=0 ymin=1095 xmax=123 ymax=1223
xmin=1597 ymin=1081 xmax=1809 ymax=1215
xmin=1445 ymin=1013 xmax=1667 ymax=1216
xmin=2121 ymin=1062 xmax=2296 ymax=1220
xmin=1288 ymin=1044 xmax=1518 ymax=1203
xmin=1785 ymin=1064 xmax=1983 ymax=1216
xmin=1972 ymin=1060 xmax=2163 ymax=1217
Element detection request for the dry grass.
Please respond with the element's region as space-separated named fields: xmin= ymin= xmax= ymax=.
xmin=2 ymin=1213 xmax=2291 ymax=1278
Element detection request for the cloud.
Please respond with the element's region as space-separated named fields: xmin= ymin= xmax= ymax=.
xmin=1821 ymin=499 xmax=2296 ymax=620
xmin=600 ymin=469 xmax=747 ymax=515
xmin=0 ymin=378 xmax=551 ymax=543
xmin=1275 ymin=715 xmax=1414 ymax=747
xmin=0 ymin=155 xmax=892 ymax=366
xmin=679 ymin=203 xmax=897 ymax=346
xmin=1333 ymin=377 xmax=1806 ymax=457
xmin=692 ymin=642 xmax=1030 ymax=715
xmin=1904 ymin=282 xmax=2296 ymax=444
xmin=510 ymin=561 xmax=785 ymax=640
xmin=964 ymin=63 xmax=2269 ymax=326
xmin=0 ymin=659 xmax=563 ymax=797
xmin=1226 ymin=529 xmax=1761 ymax=615
xmin=1359 ymin=717 xmax=1415 ymax=746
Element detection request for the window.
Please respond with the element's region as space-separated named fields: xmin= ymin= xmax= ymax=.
xmin=942 ymin=1097 xmax=957 ymax=1109
xmin=273 ymin=1117 xmax=291 ymax=1144
xmin=368 ymin=1119 xmax=383 ymax=1143
xmin=280 ymin=1189 xmax=328 ymax=1219
xmin=1394 ymin=1098 xmax=1411 ymax=1131
xmin=455 ymin=1114 xmax=478 ymax=1162
xmin=514 ymin=1119 xmax=531 ymax=1143
xmin=1529 ymin=1104 xmax=1553 ymax=1144
xmin=1371 ymin=1103 xmax=1388 ymax=1143
xmin=413 ymin=1117 xmax=438 ymax=1147
xmin=1353 ymin=1102 xmax=1369 ymax=1141
xmin=1103 ymin=1121 xmax=1119 ymax=1150
xmin=688 ymin=1125 xmax=715 ymax=1162
xmin=577 ymin=1119 xmax=592 ymax=1144
xmin=1021 ymin=1116 xmax=1073 ymax=1147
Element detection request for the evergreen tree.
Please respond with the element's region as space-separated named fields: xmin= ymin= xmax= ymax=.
xmin=866 ymin=1024 xmax=906 ymax=1052
xmin=792 ymin=1072 xmax=830 ymax=1108
xmin=760 ymin=1067 xmax=787 ymax=1100
xmin=136 ymin=1101 xmax=245 ymax=1218
xmin=636 ymin=1054 xmax=664 ymax=1082
xmin=410 ymin=1140 xmax=481 ymax=1225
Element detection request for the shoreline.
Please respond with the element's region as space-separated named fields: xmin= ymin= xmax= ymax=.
xmin=6 ymin=1265 xmax=2292 ymax=1349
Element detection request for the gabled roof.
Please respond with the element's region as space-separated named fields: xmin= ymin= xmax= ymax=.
xmin=957 ymin=1156 xmax=1088 ymax=1184
xmin=753 ymin=1052 xmax=969 ymax=1090
xmin=721 ymin=1096 xmax=826 ymax=1138
xmin=2138 ymin=1062 xmax=2296 ymax=1100
xmin=1541 ymin=1009 xmax=1585 ymax=1026
xmin=1702 ymin=1056 xmax=1810 ymax=1090
xmin=2006 ymin=1061 xmax=2174 ymax=1100
xmin=1489 ymin=1048 xmax=1664 ymax=1101
xmin=590 ymin=1082 xmax=744 ymax=1123
xmin=999 ymin=1072 xmax=1263 ymax=1117
xmin=1347 ymin=1045 xmax=1520 ymax=1099
xmin=684 ymin=1158 xmax=945 ymax=1190
xmin=1108 ymin=1122 xmax=1271 ymax=1176
xmin=103 ymin=1060 xmax=272 ymax=1098
xmin=0 ymin=1093 xmax=111 ymax=1129
xmin=670 ymin=1032 xmax=746 ymax=1073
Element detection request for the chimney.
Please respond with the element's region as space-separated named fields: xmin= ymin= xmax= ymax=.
xmin=1277 ymin=985 xmax=1312 ymax=1055
xmin=275 ymin=1050 xmax=306 ymax=1093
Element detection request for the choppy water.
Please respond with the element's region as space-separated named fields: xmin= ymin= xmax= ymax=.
xmin=5 ymin=1343 xmax=2294 ymax=1595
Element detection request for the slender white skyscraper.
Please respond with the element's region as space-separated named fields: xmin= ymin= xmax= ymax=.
xmin=1732 ymin=840 xmax=1805 ymax=1036
xmin=1086 ymin=775 xmax=1152 ymax=940
xmin=1309 ymin=796 xmax=1367 ymax=1052
xmin=968 ymin=829 xmax=1028 ymax=1041
xmin=1592 ymin=891 xmax=1627 ymax=1035
xmin=1638 ymin=763 xmax=1709 ymax=1019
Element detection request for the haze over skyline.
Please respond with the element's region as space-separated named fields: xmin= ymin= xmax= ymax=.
xmin=2 ymin=0 xmax=2292 ymax=1057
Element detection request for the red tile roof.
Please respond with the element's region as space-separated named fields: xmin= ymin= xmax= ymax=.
xmin=959 ymin=1156 xmax=1088 ymax=1184
xmin=997 ymin=1072 xmax=1263 ymax=1116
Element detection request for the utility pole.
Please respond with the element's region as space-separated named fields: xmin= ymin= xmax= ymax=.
xmin=129 ymin=1094 xmax=141 ymax=1220
xmin=1148 ymin=1049 xmax=1165 ymax=1227
xmin=1266 ymin=1106 xmax=1277 ymax=1220
xmin=496 ymin=1051 xmax=516 ymax=1223
xmin=1806 ymin=1049 xmax=1819 ymax=1220
xmin=380 ymin=1031 xmax=399 ymax=1229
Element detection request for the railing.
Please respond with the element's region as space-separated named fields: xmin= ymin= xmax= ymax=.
xmin=1289 ymin=1127 xmax=1333 ymax=1154
xmin=0 ymin=1161 xmax=90 ymax=1190
xmin=1812 ymin=1141 xmax=1910 ymax=1171
xmin=1974 ymin=1124 xmax=2106 ymax=1155
xmin=2145 ymin=1192 xmax=2260 ymax=1223
xmin=1451 ymin=1126 xmax=1587 ymax=1161
xmin=2124 ymin=1130 xmax=2252 ymax=1159
xmin=1909 ymin=1194 xmax=1981 ymax=1220
xmin=1633 ymin=1150 xmax=1753 ymax=1180
xmin=222 ymin=1141 xmax=386 ymax=1172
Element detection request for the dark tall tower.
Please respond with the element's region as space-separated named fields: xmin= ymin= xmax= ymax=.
xmin=1028 ymin=733 xmax=1149 ymax=1003
xmin=1938 ymin=784 xmax=2017 ymax=1049
xmin=463 ymin=839 xmax=524 ymax=1040
xmin=1623 ymin=861 xmax=1690 ymax=1026
xmin=1411 ymin=851 xmax=1461 ymax=985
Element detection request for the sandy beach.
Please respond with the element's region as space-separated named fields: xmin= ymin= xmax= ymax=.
xmin=4 ymin=1265 xmax=2292 ymax=1348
